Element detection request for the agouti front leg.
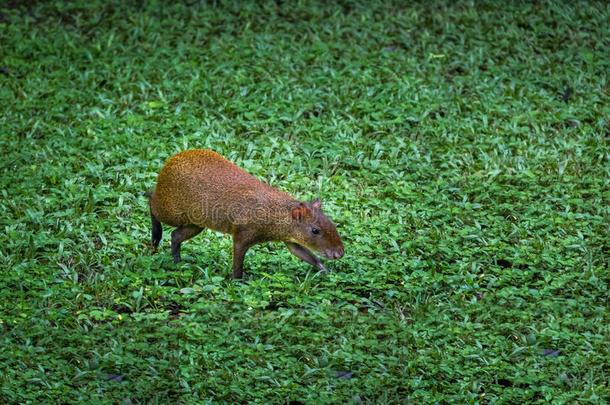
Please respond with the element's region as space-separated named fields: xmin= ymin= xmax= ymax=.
xmin=171 ymin=225 xmax=203 ymax=263
xmin=232 ymin=231 xmax=258 ymax=279
xmin=285 ymin=242 xmax=327 ymax=273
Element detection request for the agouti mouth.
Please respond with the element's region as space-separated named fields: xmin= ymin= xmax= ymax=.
xmin=321 ymin=247 xmax=345 ymax=260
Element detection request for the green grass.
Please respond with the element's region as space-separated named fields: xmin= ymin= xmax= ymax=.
xmin=1 ymin=0 xmax=609 ymax=403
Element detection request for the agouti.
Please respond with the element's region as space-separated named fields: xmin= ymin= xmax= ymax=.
xmin=148 ymin=149 xmax=344 ymax=279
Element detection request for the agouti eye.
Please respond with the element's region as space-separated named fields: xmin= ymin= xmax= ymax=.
xmin=311 ymin=227 xmax=320 ymax=235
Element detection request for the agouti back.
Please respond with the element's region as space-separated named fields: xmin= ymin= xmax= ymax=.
xmin=148 ymin=149 xmax=344 ymax=279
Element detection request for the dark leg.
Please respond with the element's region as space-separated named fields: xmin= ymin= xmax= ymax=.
xmin=232 ymin=232 xmax=257 ymax=279
xmin=151 ymin=210 xmax=162 ymax=252
xmin=285 ymin=242 xmax=327 ymax=272
xmin=171 ymin=225 xmax=203 ymax=263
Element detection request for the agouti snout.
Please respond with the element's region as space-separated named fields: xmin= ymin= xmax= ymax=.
xmin=148 ymin=149 xmax=344 ymax=279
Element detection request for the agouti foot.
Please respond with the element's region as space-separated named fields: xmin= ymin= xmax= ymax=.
xmin=317 ymin=262 xmax=328 ymax=273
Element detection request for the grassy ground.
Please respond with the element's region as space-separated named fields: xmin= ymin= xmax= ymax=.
xmin=1 ymin=0 xmax=609 ymax=403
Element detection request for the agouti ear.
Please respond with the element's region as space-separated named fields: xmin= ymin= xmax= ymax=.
xmin=311 ymin=198 xmax=322 ymax=209
xmin=292 ymin=203 xmax=311 ymax=222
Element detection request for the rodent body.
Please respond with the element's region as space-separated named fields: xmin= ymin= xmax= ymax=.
xmin=148 ymin=149 xmax=344 ymax=278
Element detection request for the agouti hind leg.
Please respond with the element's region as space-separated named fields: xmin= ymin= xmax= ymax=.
xmin=171 ymin=225 xmax=203 ymax=263
xmin=151 ymin=210 xmax=163 ymax=252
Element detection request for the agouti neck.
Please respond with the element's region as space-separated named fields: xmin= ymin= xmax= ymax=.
xmin=252 ymin=195 xmax=300 ymax=242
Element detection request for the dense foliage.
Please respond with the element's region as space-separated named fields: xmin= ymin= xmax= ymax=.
xmin=0 ymin=0 xmax=608 ymax=403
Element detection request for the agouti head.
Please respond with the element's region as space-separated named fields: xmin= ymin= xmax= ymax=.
xmin=289 ymin=198 xmax=344 ymax=260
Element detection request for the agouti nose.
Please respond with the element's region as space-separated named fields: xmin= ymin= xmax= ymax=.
xmin=333 ymin=247 xmax=344 ymax=259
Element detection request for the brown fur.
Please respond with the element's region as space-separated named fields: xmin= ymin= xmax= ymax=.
xmin=149 ymin=149 xmax=344 ymax=278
